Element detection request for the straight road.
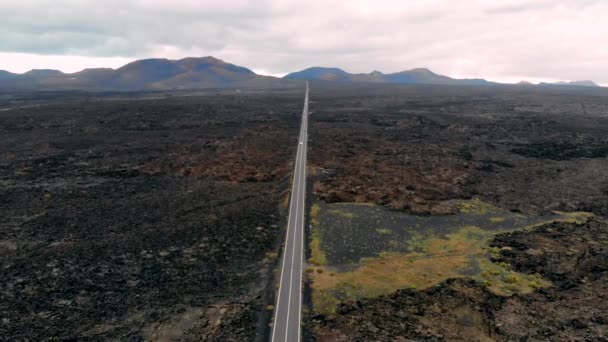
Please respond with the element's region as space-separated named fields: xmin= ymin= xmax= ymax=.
xmin=271 ymin=82 xmax=309 ymax=342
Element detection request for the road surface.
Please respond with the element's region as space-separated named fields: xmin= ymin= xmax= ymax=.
xmin=271 ymin=82 xmax=309 ymax=342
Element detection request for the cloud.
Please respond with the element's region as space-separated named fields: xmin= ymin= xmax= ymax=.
xmin=0 ymin=0 xmax=607 ymax=83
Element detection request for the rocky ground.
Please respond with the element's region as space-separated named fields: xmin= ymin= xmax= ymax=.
xmin=0 ymin=91 xmax=301 ymax=340
xmin=313 ymin=218 xmax=608 ymax=341
xmin=307 ymin=83 xmax=608 ymax=341
xmin=3 ymin=83 xmax=608 ymax=341
xmin=308 ymin=83 xmax=608 ymax=216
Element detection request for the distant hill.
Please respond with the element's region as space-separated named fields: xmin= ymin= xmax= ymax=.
xmin=542 ymin=80 xmax=600 ymax=87
xmin=0 ymin=57 xmax=290 ymax=91
xmin=518 ymin=80 xmax=600 ymax=88
xmin=23 ymin=69 xmax=65 ymax=77
xmin=0 ymin=70 xmax=17 ymax=79
xmin=284 ymin=67 xmax=353 ymax=82
xmin=284 ymin=67 xmax=490 ymax=86
xmin=1 ymin=58 xmax=602 ymax=91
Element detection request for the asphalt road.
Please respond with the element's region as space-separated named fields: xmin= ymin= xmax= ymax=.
xmin=271 ymin=82 xmax=309 ymax=342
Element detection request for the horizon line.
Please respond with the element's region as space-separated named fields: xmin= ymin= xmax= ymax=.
xmin=0 ymin=53 xmax=605 ymax=87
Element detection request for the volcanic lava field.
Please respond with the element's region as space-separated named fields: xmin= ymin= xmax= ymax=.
xmin=2 ymin=83 xmax=608 ymax=341
xmin=0 ymin=90 xmax=301 ymax=340
xmin=307 ymin=83 xmax=608 ymax=341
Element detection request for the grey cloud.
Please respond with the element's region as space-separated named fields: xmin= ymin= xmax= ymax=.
xmin=0 ymin=0 xmax=607 ymax=83
xmin=484 ymin=0 xmax=603 ymax=14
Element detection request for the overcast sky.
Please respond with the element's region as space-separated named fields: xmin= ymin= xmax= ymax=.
xmin=1 ymin=0 xmax=607 ymax=84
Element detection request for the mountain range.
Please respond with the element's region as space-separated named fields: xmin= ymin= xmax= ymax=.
xmin=0 ymin=57 xmax=601 ymax=90
xmin=0 ymin=57 xmax=289 ymax=91
xmin=539 ymin=80 xmax=599 ymax=87
xmin=284 ymin=67 xmax=490 ymax=86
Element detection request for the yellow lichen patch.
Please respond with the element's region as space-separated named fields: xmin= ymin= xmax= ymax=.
xmin=266 ymin=252 xmax=279 ymax=259
xmin=327 ymin=209 xmax=355 ymax=219
xmin=474 ymin=259 xmax=551 ymax=296
xmin=309 ymin=203 xmax=327 ymax=266
xmin=375 ymin=228 xmax=392 ymax=235
xmin=490 ymin=216 xmax=506 ymax=223
xmin=265 ymin=251 xmax=278 ymax=259
xmin=262 ymin=251 xmax=279 ymax=265
xmin=414 ymin=226 xmax=489 ymax=259
xmin=309 ymin=228 xmax=327 ymax=266
xmin=281 ymin=193 xmax=290 ymax=209
xmin=311 ymin=288 xmax=341 ymax=315
xmin=553 ymin=211 xmax=594 ymax=224
xmin=520 ymin=211 xmax=594 ymax=232
xmin=310 ymin=226 xmax=488 ymax=314
xmin=405 ymin=231 xmax=428 ymax=252
xmin=308 ymin=203 xmax=327 ymax=266
xmin=309 ymin=225 xmax=550 ymax=315
xmin=457 ymin=198 xmax=499 ymax=215
xmin=310 ymin=203 xmax=321 ymax=226
xmin=311 ymin=255 xmax=467 ymax=314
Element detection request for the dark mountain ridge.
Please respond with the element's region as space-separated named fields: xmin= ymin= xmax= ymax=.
xmin=0 ymin=57 xmax=286 ymax=91
xmin=285 ymin=66 xmax=601 ymax=88
xmin=0 ymin=57 xmax=602 ymax=90
xmin=540 ymin=80 xmax=599 ymax=87
xmin=284 ymin=67 xmax=490 ymax=86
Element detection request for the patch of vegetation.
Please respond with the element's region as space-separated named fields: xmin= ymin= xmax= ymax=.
xmin=281 ymin=193 xmax=290 ymax=209
xmin=490 ymin=246 xmax=501 ymax=259
xmin=519 ymin=211 xmax=594 ymax=232
xmin=405 ymin=231 xmax=428 ymax=252
xmin=474 ymin=259 xmax=550 ymax=296
xmin=553 ymin=211 xmax=594 ymax=224
xmin=307 ymin=201 xmax=586 ymax=315
xmin=309 ymin=229 xmax=327 ymax=265
xmin=458 ymin=198 xmax=499 ymax=215
xmin=375 ymin=228 xmax=392 ymax=235
xmin=310 ymin=203 xmax=321 ymax=226
xmin=309 ymin=204 xmax=327 ymax=266
xmin=309 ymin=224 xmax=551 ymax=315
xmin=263 ymin=251 xmax=279 ymax=264
xmin=312 ymin=289 xmax=340 ymax=315
xmin=327 ymin=209 xmax=355 ymax=219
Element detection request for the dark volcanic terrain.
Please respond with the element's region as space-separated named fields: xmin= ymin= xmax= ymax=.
xmin=306 ymin=83 xmax=608 ymax=341
xmin=308 ymin=83 xmax=608 ymax=216
xmin=2 ymin=82 xmax=608 ymax=341
xmin=314 ymin=218 xmax=608 ymax=341
xmin=0 ymin=91 xmax=301 ymax=340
